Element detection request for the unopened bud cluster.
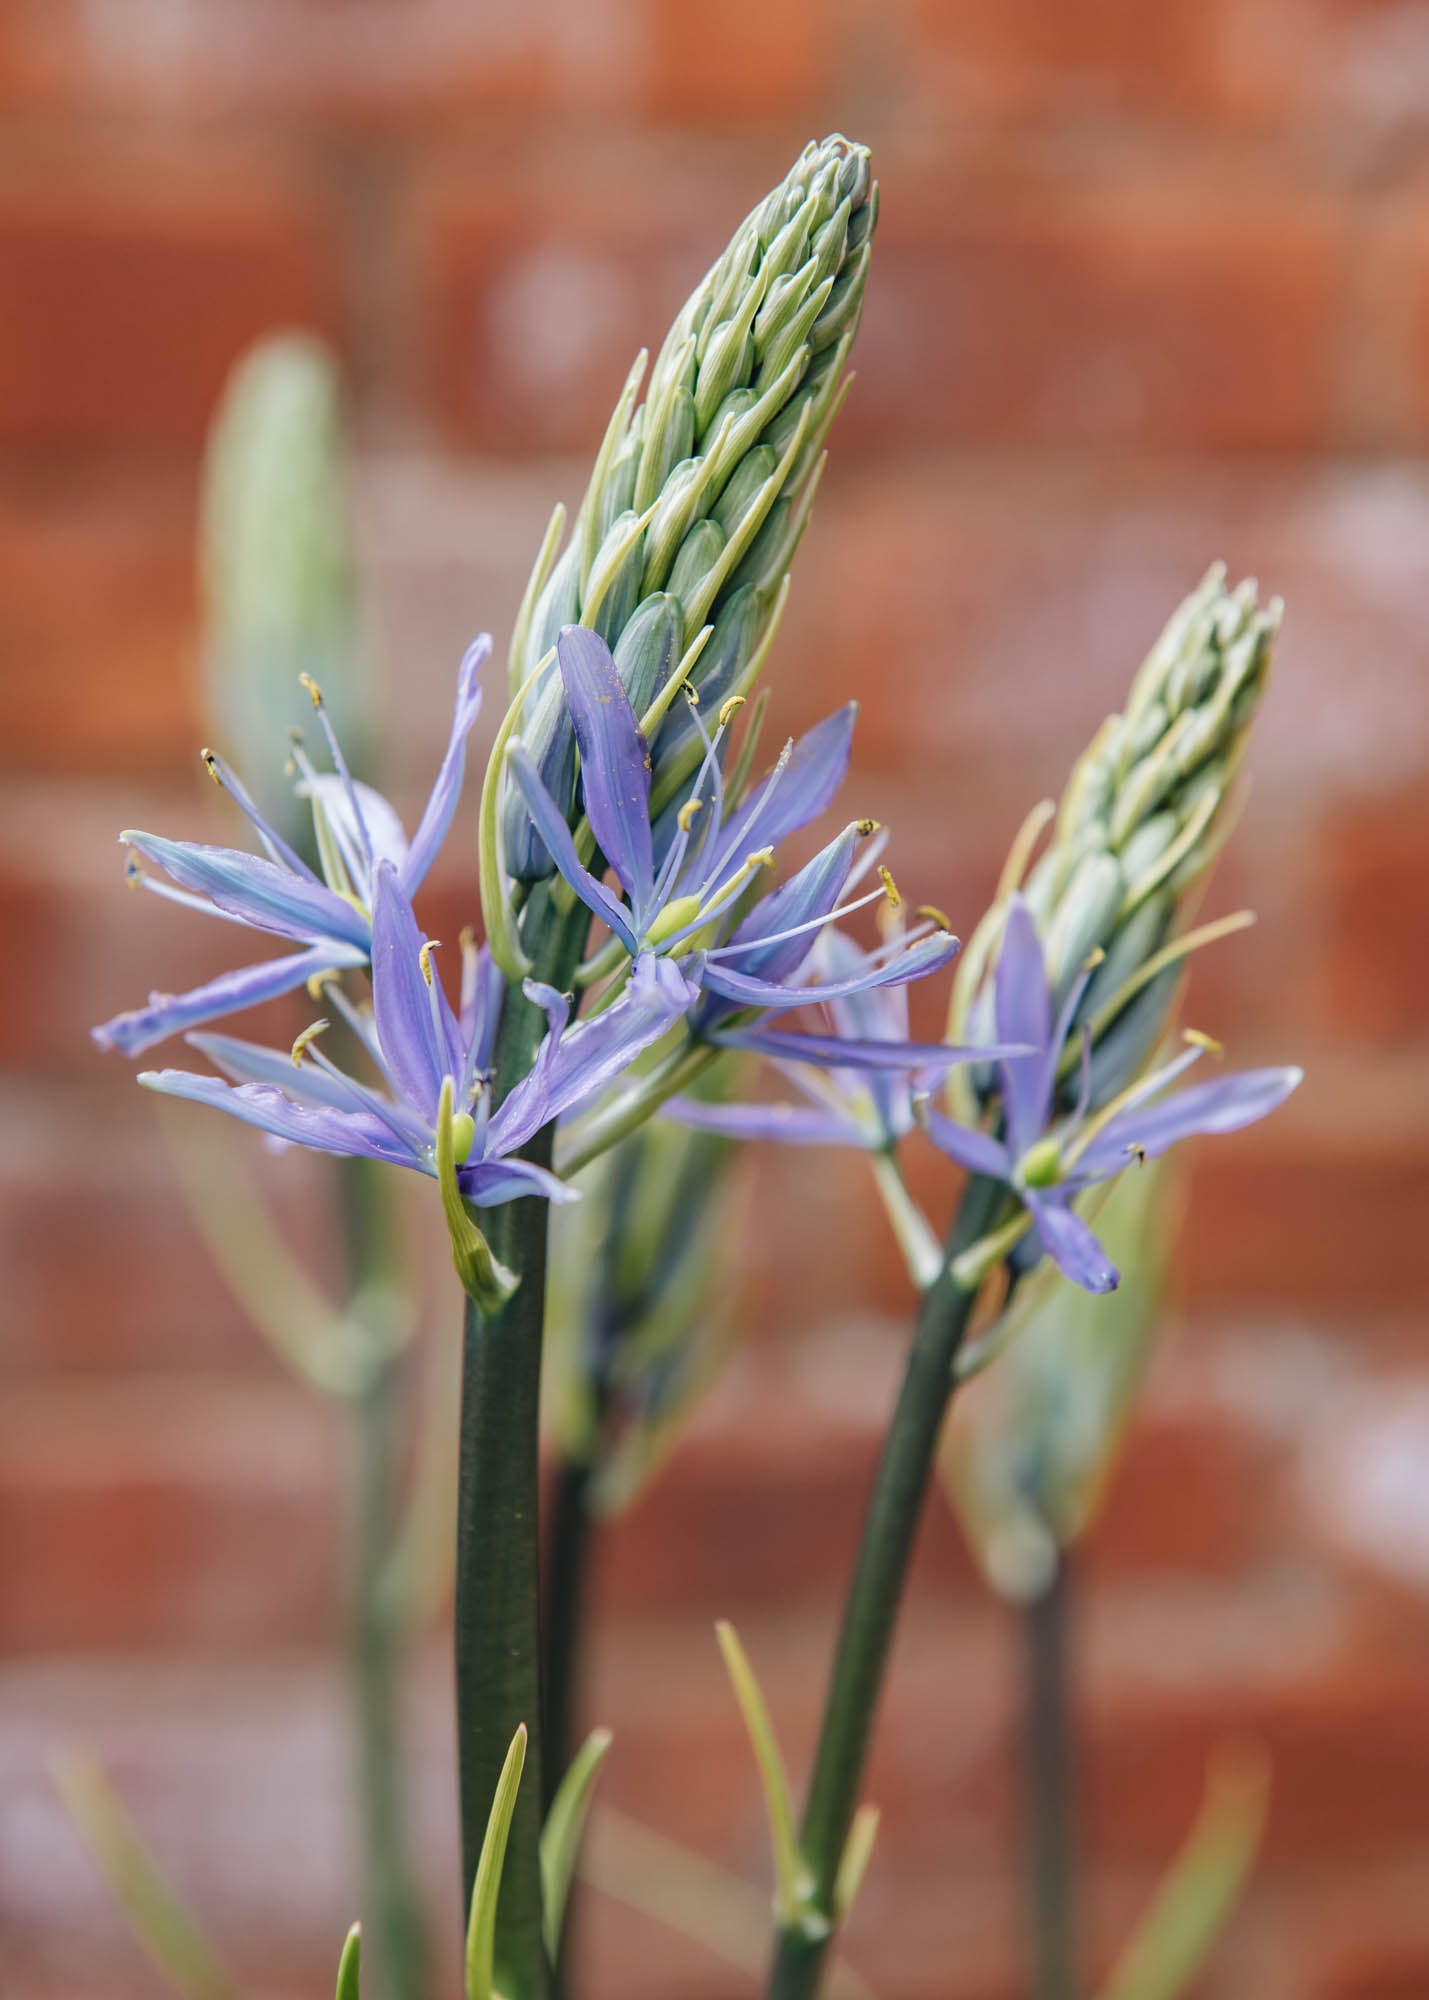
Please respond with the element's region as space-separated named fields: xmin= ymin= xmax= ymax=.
xmin=503 ymin=136 xmax=876 ymax=878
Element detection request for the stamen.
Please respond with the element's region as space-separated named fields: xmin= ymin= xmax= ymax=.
xmin=1183 ymin=1027 xmax=1223 ymax=1055
xmin=678 ymin=798 xmax=704 ymax=833
xmin=856 ymin=818 xmax=880 ymax=837
xmin=299 ymin=671 xmax=374 ymax=875
xmin=718 ymin=694 xmax=746 ymax=729
xmin=916 ymin=904 xmax=953 ymax=932
xmin=291 ymin=1019 xmax=330 ymax=1067
xmin=706 ymin=881 xmax=888 ymax=961
xmin=878 ymin=866 xmax=901 ymax=908
xmin=200 ymin=746 xmax=318 ymax=878
xmin=419 ymin=940 xmax=443 ymax=988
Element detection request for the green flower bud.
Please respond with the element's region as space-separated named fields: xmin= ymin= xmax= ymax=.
xmin=950 ymin=565 xmax=1281 ymax=1114
xmin=505 ymin=135 xmax=876 ymax=879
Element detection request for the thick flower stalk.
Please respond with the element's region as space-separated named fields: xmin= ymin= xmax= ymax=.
xmin=499 ymin=134 xmax=876 ymax=883
xmin=762 ymin=570 xmax=1302 ymax=2000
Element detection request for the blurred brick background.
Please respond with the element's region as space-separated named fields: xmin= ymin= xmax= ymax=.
xmin=3 ymin=4 xmax=1429 ymax=1998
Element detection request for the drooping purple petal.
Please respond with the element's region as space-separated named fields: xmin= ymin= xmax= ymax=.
xmin=91 ymin=943 xmax=361 ymax=1057
xmin=698 ymin=928 xmax=959 ymax=1012
xmin=370 ymin=863 xmax=465 ymax=1123
xmin=1024 ymin=1192 xmax=1119 ymax=1293
xmin=461 ymin=1156 xmax=578 ymax=1207
xmin=460 ymin=936 xmax=505 ymax=1074
xmin=400 ymin=634 xmax=489 ymax=892
xmin=993 ymin=897 xmax=1054 ymax=1156
xmin=509 ymin=743 xmax=640 ymax=955
xmin=715 ymin=1026 xmax=1026 ymax=1073
xmin=121 ymin=832 xmax=370 ymax=949
xmin=704 ymin=703 xmax=857 ymax=880
xmin=187 ymin=1031 xmax=369 ymax=1113
xmin=664 ymin=1096 xmax=859 ymax=1149
xmin=557 ymin=625 xmax=654 ymax=910
xmin=707 ymin=827 xmax=858 ymax=1001
xmin=920 ymin=1103 xmax=1013 ymax=1180
xmin=1076 ymin=1065 xmax=1303 ymax=1181
xmin=493 ymin=954 xmax=699 ymax=1157
xmin=138 ymin=1068 xmax=413 ymax=1168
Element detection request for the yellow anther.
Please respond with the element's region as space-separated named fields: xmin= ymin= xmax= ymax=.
xmin=750 ymin=845 xmax=775 ymax=870
xmin=419 ymin=940 xmax=442 ymax=987
xmin=1084 ymin=944 xmax=1106 ymax=970
xmin=916 ymin=903 xmax=953 ymax=932
xmin=718 ymin=693 xmax=746 ymax=728
xmin=200 ymin=748 xmax=223 ymax=787
xmin=856 ymin=818 xmax=880 ymax=837
xmin=879 ymin=866 xmax=901 ymax=908
xmin=290 ymin=1019 xmax=330 ymax=1066
xmin=1183 ymin=1027 xmax=1223 ymax=1055
xmin=682 ymin=682 xmax=701 ymax=707
xmin=305 ymin=969 xmax=337 ymax=1002
xmin=677 ymin=797 xmax=704 ymax=833
xmin=299 ymin=672 xmax=324 ymax=709
xmin=1126 ymin=1142 xmax=1148 ymax=1165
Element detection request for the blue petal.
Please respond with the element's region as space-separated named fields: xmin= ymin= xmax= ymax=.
xmin=138 ymin=1068 xmax=414 ymax=1168
xmin=460 ymin=1157 xmax=578 ymax=1206
xmin=994 ymin=897 xmax=1054 ymax=1156
xmin=509 ymin=743 xmax=640 ymax=954
xmin=122 ymin=831 xmax=370 ymax=949
xmin=1025 ymin=1193 xmax=1119 ymax=1293
xmin=461 ymin=937 xmax=505 ymax=1074
xmin=558 ymin=625 xmax=655 ymax=910
xmin=715 ymin=1026 xmax=1024 ymax=1072
xmin=493 ymin=954 xmax=699 ymax=1157
xmin=698 ymin=928 xmax=959 ymax=1012
xmin=1077 ymin=1065 xmax=1303 ymax=1180
xmin=921 ymin=1103 xmax=1012 ymax=1180
xmin=714 ymin=827 xmax=859 ymax=992
xmin=370 ymin=863 xmax=465 ymax=1123
xmin=300 ymin=774 xmax=409 ymax=887
xmin=91 ymin=943 xmax=361 ymax=1057
xmin=704 ymin=703 xmax=856 ymax=880
xmin=400 ymin=633 xmax=489 ymax=892
xmin=664 ymin=1095 xmax=860 ymax=1148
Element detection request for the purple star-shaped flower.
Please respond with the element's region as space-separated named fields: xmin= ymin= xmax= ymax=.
xmin=94 ymin=637 xmax=490 ymax=1057
xmin=139 ymin=864 xmax=698 ymax=1207
xmin=921 ymin=897 xmax=1302 ymax=1293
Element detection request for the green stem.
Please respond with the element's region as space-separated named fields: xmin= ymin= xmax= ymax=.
xmin=542 ymin=1451 xmax=596 ymax=1817
xmin=455 ymin=890 xmax=587 ymax=2000
xmin=765 ymin=1172 xmax=1008 ymax=2000
xmin=340 ymin=1156 xmax=428 ymax=2000
xmin=542 ymin=1448 xmax=598 ymax=2000
xmin=1026 ymin=1552 xmax=1077 ymax=2000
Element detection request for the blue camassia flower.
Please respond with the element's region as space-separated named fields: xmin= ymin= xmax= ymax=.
xmin=511 ymin=625 xmax=959 ymax=1016
xmin=920 ymin=896 xmax=1302 ymax=1293
xmin=668 ymin=927 xmax=1012 ymax=1151
xmin=94 ymin=637 xmax=490 ymax=1057
xmin=137 ymin=863 xmax=698 ymax=1205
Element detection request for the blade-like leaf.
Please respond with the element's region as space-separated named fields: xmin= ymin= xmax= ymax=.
xmin=1097 ymin=1745 xmax=1270 ymax=2000
xmin=465 ymin=1725 xmax=529 ymax=2000
xmin=715 ymin=1621 xmax=818 ymax=1934
xmin=53 ymin=1752 xmax=240 ymax=2000
xmin=334 ymin=1922 xmax=362 ymax=2000
xmin=540 ymin=1727 xmax=614 ymax=1959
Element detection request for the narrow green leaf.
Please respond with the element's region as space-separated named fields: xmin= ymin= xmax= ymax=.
xmin=714 ymin=1621 xmax=817 ymax=1933
xmin=1097 ymin=1746 xmax=1270 ymax=2000
xmin=53 ymin=1752 xmax=240 ymax=2000
xmin=334 ymin=1922 xmax=362 ymax=2000
xmin=539 ymin=1727 xmax=614 ymax=1959
xmin=465 ymin=1724 xmax=529 ymax=2000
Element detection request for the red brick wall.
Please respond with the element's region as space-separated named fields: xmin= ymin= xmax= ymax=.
xmin=3 ymin=6 xmax=1428 ymax=1998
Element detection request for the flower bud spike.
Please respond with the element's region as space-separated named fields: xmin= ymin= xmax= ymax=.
xmin=464 ymin=1724 xmax=528 ymax=2000
xmin=334 ymin=1923 xmax=361 ymax=2000
xmin=539 ymin=1726 xmax=614 ymax=1962
xmin=576 ymin=351 xmax=648 ymax=585
xmin=291 ymin=1018 xmax=330 ymax=1066
xmin=437 ymin=1077 xmax=517 ymax=1310
xmin=715 ymin=1621 xmax=822 ymax=1937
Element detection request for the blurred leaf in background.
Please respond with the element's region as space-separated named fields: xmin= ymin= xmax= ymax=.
xmin=200 ymin=332 xmax=368 ymax=835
